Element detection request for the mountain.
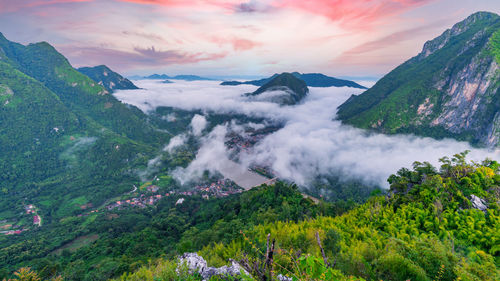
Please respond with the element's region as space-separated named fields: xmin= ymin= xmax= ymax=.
xmin=139 ymin=74 xmax=212 ymax=81
xmin=222 ymin=72 xmax=366 ymax=89
xmin=77 ymin=65 xmax=138 ymax=92
xmin=0 ymin=32 xmax=165 ymax=231
xmin=172 ymin=74 xmax=212 ymax=81
xmin=245 ymin=72 xmax=309 ymax=105
xmin=337 ymin=12 xmax=500 ymax=147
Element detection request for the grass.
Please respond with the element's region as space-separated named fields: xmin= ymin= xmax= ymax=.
xmin=70 ymin=196 xmax=89 ymax=206
xmin=81 ymin=214 xmax=97 ymax=228
xmin=52 ymin=234 xmax=100 ymax=255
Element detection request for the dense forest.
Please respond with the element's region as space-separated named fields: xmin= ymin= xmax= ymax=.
xmin=3 ymin=152 xmax=499 ymax=280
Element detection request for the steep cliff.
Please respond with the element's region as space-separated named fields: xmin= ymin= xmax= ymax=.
xmin=337 ymin=12 xmax=500 ymax=147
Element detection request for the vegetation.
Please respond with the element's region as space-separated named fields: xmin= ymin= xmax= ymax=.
xmin=221 ymin=72 xmax=366 ymax=89
xmin=1 ymin=17 xmax=500 ymax=281
xmin=337 ymin=12 xmax=500 ymax=146
xmin=247 ymin=73 xmax=309 ymax=105
xmin=77 ymin=65 xmax=138 ymax=92
xmin=117 ymin=152 xmax=500 ymax=281
xmin=6 ymin=153 xmax=498 ymax=280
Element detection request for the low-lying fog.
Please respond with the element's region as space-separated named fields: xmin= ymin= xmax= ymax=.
xmin=115 ymin=80 xmax=500 ymax=188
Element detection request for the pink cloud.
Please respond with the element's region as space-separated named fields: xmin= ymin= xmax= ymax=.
xmin=58 ymin=45 xmax=227 ymax=71
xmin=0 ymin=0 xmax=92 ymax=13
xmin=116 ymin=0 xmax=272 ymax=13
xmin=210 ymin=36 xmax=261 ymax=51
xmin=337 ymin=19 xmax=446 ymax=57
xmin=273 ymin=0 xmax=436 ymax=28
xmin=115 ymin=0 xmax=436 ymax=28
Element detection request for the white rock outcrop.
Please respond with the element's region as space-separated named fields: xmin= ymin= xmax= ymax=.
xmin=470 ymin=194 xmax=488 ymax=211
xmin=178 ymin=253 xmax=249 ymax=281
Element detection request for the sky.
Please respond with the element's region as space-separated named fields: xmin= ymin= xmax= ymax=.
xmin=1 ymin=0 xmax=500 ymax=77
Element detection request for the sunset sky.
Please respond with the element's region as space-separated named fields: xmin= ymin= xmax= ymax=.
xmin=1 ymin=0 xmax=500 ymax=78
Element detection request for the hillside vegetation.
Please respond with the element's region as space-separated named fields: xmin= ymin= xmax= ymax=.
xmin=337 ymin=12 xmax=500 ymax=147
xmin=6 ymin=153 xmax=498 ymax=280
xmin=117 ymin=152 xmax=499 ymax=281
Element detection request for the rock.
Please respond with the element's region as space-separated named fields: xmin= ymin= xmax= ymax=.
xmin=277 ymin=274 xmax=293 ymax=281
xmin=175 ymin=198 xmax=185 ymax=205
xmin=470 ymin=194 xmax=488 ymax=211
xmin=178 ymin=253 xmax=249 ymax=281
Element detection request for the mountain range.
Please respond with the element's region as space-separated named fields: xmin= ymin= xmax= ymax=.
xmin=222 ymin=72 xmax=366 ymax=89
xmin=131 ymin=74 xmax=213 ymax=81
xmin=337 ymin=12 xmax=500 ymax=147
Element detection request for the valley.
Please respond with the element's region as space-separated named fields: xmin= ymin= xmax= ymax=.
xmin=0 ymin=5 xmax=500 ymax=281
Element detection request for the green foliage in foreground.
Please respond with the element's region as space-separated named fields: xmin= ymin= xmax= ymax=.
xmin=1 ymin=182 xmax=352 ymax=281
xmin=120 ymin=153 xmax=499 ymax=281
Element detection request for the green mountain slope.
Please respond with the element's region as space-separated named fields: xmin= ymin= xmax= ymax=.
xmin=0 ymin=33 xmax=166 ymax=230
xmin=337 ymin=12 xmax=500 ymax=147
xmin=0 ymin=33 xmax=161 ymax=144
xmin=246 ymin=72 xmax=309 ymax=105
xmin=77 ymin=65 xmax=138 ymax=92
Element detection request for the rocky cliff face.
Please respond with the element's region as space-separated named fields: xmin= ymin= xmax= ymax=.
xmin=337 ymin=12 xmax=500 ymax=147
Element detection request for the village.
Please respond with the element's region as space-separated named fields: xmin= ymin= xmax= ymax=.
xmin=88 ymin=178 xmax=243 ymax=213
xmin=0 ymin=204 xmax=42 ymax=236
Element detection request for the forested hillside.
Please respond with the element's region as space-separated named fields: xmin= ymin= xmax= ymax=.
xmin=5 ymin=153 xmax=499 ymax=280
xmin=119 ymin=152 xmax=500 ymax=281
xmin=337 ymin=12 xmax=500 ymax=147
xmin=0 ymin=32 xmax=169 ymax=266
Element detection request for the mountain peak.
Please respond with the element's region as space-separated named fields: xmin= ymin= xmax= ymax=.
xmin=77 ymin=65 xmax=138 ymax=92
xmin=419 ymin=11 xmax=500 ymax=59
xmin=337 ymin=11 xmax=500 ymax=147
xmin=246 ymin=72 xmax=309 ymax=105
xmin=221 ymin=72 xmax=366 ymax=89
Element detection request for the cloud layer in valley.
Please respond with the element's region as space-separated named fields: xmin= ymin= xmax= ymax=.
xmin=115 ymin=80 xmax=500 ymax=188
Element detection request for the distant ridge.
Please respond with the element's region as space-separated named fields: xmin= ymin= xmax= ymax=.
xmin=133 ymin=74 xmax=213 ymax=81
xmin=222 ymin=72 xmax=366 ymax=89
xmin=78 ymin=65 xmax=138 ymax=92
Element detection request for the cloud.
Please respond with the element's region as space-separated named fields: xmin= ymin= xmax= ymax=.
xmin=210 ymin=36 xmax=262 ymax=51
xmin=163 ymin=134 xmax=187 ymax=153
xmin=172 ymin=125 xmax=230 ymax=184
xmin=273 ymin=0 xmax=436 ymax=28
xmin=115 ymin=80 xmax=500 ymax=189
xmin=57 ymin=45 xmax=227 ymax=69
xmin=233 ymin=1 xmax=274 ymax=13
xmin=190 ymin=114 xmax=208 ymax=136
xmin=0 ymin=0 xmax=92 ymax=13
xmin=336 ymin=19 xmax=448 ymax=57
